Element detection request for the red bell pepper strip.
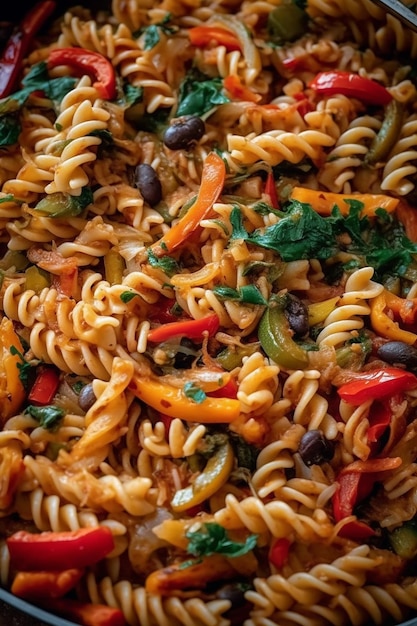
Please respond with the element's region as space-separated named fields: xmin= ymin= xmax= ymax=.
xmin=337 ymin=367 xmax=417 ymax=405
xmin=223 ymin=75 xmax=261 ymax=103
xmin=309 ymin=71 xmax=392 ymax=106
xmin=147 ymin=313 xmax=220 ymax=343
xmin=333 ymin=456 xmax=402 ymax=540
xmin=40 ymin=598 xmax=126 ymax=626
xmin=207 ymin=376 xmax=238 ymax=399
xmin=269 ymin=538 xmax=290 ymax=569
xmin=27 ymin=367 xmax=60 ymax=406
xmin=47 ymin=48 xmax=116 ymax=100
xmin=151 ymin=152 xmax=226 ymax=256
xmin=188 ymin=25 xmax=241 ymax=51
xmin=11 ymin=568 xmax=84 ymax=600
xmin=7 ymin=527 xmax=114 ymax=571
xmin=367 ymin=400 xmax=392 ymax=445
xmin=264 ymin=171 xmax=280 ymax=209
xmin=0 ymin=1 xmax=56 ymax=98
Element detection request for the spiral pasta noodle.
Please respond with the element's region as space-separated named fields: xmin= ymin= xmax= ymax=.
xmin=1 ymin=2 xmax=417 ymax=626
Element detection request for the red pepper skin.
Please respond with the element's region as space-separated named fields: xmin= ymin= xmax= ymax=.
xmin=223 ymin=75 xmax=261 ymax=103
xmin=147 ymin=313 xmax=220 ymax=343
xmin=269 ymin=538 xmax=290 ymax=569
xmin=47 ymin=48 xmax=116 ymax=100
xmin=207 ymin=376 xmax=238 ymax=399
xmin=264 ymin=171 xmax=280 ymax=209
xmin=7 ymin=527 xmax=114 ymax=571
xmin=309 ymin=71 xmax=392 ymax=106
xmin=337 ymin=367 xmax=417 ymax=405
xmin=332 ymin=456 xmax=402 ymax=540
xmin=41 ymin=598 xmax=126 ymax=626
xmin=367 ymin=399 xmax=392 ymax=445
xmin=188 ymin=26 xmax=241 ymax=51
xmin=0 ymin=1 xmax=56 ymax=98
xmin=27 ymin=367 xmax=60 ymax=406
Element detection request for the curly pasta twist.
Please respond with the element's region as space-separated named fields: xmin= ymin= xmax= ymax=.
xmin=139 ymin=419 xmax=207 ymax=458
xmin=246 ymin=545 xmax=381 ymax=618
xmin=318 ymin=116 xmax=382 ymax=192
xmin=381 ymin=115 xmax=417 ymax=195
xmin=228 ymin=129 xmax=336 ymax=167
xmin=316 ymin=267 xmax=383 ymax=347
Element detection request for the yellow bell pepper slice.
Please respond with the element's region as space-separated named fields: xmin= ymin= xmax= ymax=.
xmin=0 ymin=318 xmax=26 ymax=422
xmin=370 ymin=290 xmax=417 ymax=345
xmin=171 ymin=440 xmax=234 ymax=513
xmin=308 ymin=296 xmax=340 ymax=326
xmin=290 ymin=187 xmax=399 ymax=216
xmin=129 ymin=374 xmax=240 ymax=423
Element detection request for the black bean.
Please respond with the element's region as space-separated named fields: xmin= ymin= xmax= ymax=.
xmin=377 ymin=341 xmax=417 ymax=369
xmin=78 ymin=383 xmax=96 ymax=412
xmin=298 ymin=430 xmax=334 ymax=467
xmin=284 ymin=294 xmax=309 ymax=337
xmin=134 ymin=164 xmax=162 ymax=207
xmin=163 ymin=116 xmax=205 ymax=150
xmin=217 ymin=583 xmax=248 ymax=605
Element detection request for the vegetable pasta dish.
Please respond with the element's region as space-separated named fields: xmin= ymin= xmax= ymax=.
xmin=2 ymin=0 xmax=417 ymax=625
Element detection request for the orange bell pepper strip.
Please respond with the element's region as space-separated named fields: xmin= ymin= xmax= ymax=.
xmin=151 ymin=152 xmax=226 ymax=256
xmin=188 ymin=25 xmax=241 ymax=51
xmin=40 ymin=598 xmax=126 ymax=626
xmin=223 ymin=75 xmax=261 ymax=103
xmin=145 ymin=553 xmax=237 ymax=595
xmin=370 ymin=290 xmax=417 ymax=345
xmin=11 ymin=568 xmax=84 ymax=600
xmin=129 ymin=374 xmax=240 ymax=423
xmin=0 ymin=318 xmax=26 ymax=422
xmin=289 ymin=187 xmax=399 ymax=216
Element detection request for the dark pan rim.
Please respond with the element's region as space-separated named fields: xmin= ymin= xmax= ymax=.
xmin=1 ymin=585 xmax=417 ymax=626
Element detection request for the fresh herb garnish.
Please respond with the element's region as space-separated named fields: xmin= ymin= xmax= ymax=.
xmin=177 ymin=69 xmax=230 ymax=117
xmin=0 ymin=61 xmax=77 ymax=147
xmin=229 ymin=199 xmax=417 ymax=282
xmin=120 ymin=290 xmax=139 ymax=303
xmin=147 ymin=248 xmax=179 ymax=276
xmin=186 ymin=522 xmax=258 ymax=557
xmin=10 ymin=345 xmax=33 ymax=388
xmin=183 ymin=381 xmax=206 ymax=403
xmin=213 ymin=284 xmax=267 ymax=305
xmin=137 ymin=14 xmax=178 ymax=50
xmin=24 ymin=404 xmax=65 ymax=430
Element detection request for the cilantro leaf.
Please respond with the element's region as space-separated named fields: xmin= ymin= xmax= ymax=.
xmin=24 ymin=404 xmax=65 ymax=430
xmin=213 ymin=284 xmax=267 ymax=305
xmin=183 ymin=381 xmax=206 ymax=403
xmin=148 ymin=248 xmax=179 ymax=276
xmin=186 ymin=522 xmax=258 ymax=558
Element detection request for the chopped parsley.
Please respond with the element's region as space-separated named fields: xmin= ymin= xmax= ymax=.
xmin=186 ymin=522 xmax=258 ymax=558
xmin=24 ymin=405 xmax=65 ymax=430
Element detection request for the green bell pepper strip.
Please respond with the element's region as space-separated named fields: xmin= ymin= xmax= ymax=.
xmin=365 ymin=99 xmax=404 ymax=165
xmin=258 ymin=300 xmax=309 ymax=370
